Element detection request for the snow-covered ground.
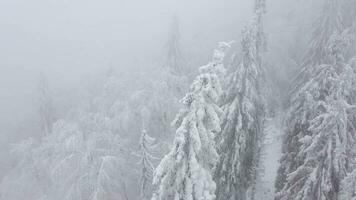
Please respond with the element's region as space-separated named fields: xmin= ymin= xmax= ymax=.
xmin=255 ymin=111 xmax=284 ymax=200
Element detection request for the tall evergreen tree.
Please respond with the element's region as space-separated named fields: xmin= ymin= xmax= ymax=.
xmin=214 ymin=1 xmax=266 ymax=200
xmin=204 ymin=41 xmax=233 ymax=101
xmin=276 ymin=0 xmax=344 ymax=193
xmin=339 ymin=168 xmax=356 ymax=199
xmin=138 ymin=126 xmax=156 ymax=200
xmin=276 ymin=1 xmax=356 ymax=198
xmin=276 ymin=31 xmax=355 ymax=200
xmin=166 ymin=16 xmax=185 ymax=76
xmin=150 ymin=43 xmax=228 ymax=200
xmin=292 ymin=0 xmax=343 ymax=94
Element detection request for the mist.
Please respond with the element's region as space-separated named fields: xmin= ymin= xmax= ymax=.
xmin=1 ymin=0 xmax=355 ymax=199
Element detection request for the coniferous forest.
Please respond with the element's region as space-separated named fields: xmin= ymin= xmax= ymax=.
xmin=1 ymin=0 xmax=356 ymax=199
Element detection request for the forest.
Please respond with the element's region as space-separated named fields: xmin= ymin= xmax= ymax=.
xmin=1 ymin=0 xmax=356 ymax=199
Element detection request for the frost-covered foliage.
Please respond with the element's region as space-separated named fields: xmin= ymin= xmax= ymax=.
xmin=0 ymin=138 xmax=42 ymax=200
xmin=303 ymin=0 xmax=342 ymax=67
xmin=93 ymin=72 xmax=174 ymax=146
xmin=339 ymin=169 xmax=356 ymax=200
xmin=146 ymin=70 xmax=186 ymax=141
xmin=276 ymin=64 xmax=356 ymax=200
xmin=97 ymin=29 xmax=188 ymax=148
xmin=144 ymin=16 xmax=190 ymax=143
xmin=276 ymin=0 xmax=345 ymax=193
xmin=214 ymin=1 xmax=266 ymax=200
xmin=202 ymin=41 xmax=234 ymax=107
xmin=292 ymin=0 xmax=343 ymax=93
xmin=276 ymin=8 xmax=356 ymax=199
xmin=137 ymin=120 xmax=156 ymax=200
xmin=150 ymin=43 xmax=227 ymax=200
xmin=207 ymin=41 xmax=234 ymax=90
xmin=1 ymin=117 xmax=132 ymax=200
xmin=2 ymin=69 xmax=177 ymax=200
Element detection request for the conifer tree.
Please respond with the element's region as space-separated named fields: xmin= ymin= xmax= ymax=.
xmin=292 ymin=0 xmax=342 ymax=93
xmin=166 ymin=16 xmax=185 ymax=76
xmin=138 ymin=124 xmax=156 ymax=200
xmin=151 ymin=43 xmax=227 ymax=200
xmin=276 ymin=31 xmax=355 ymax=200
xmin=276 ymin=0 xmax=344 ymax=193
xmin=276 ymin=1 xmax=356 ymax=198
xmin=214 ymin=1 xmax=266 ymax=200
xmin=339 ymin=168 xmax=356 ymax=200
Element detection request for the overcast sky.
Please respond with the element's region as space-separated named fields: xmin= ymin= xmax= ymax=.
xmin=0 ymin=0 xmax=319 ymax=179
xmin=0 ymin=0 xmax=253 ymax=131
xmin=0 ymin=0 xmax=255 ymax=178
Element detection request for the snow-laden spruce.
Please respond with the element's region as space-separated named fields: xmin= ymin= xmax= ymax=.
xmin=275 ymin=65 xmax=355 ymax=200
xmin=339 ymin=168 xmax=356 ymax=200
xmin=166 ymin=16 xmax=185 ymax=76
xmin=131 ymin=17 xmax=188 ymax=144
xmin=201 ymin=41 xmax=233 ymax=95
xmin=214 ymin=1 xmax=266 ymax=200
xmin=137 ymin=106 xmax=157 ymax=200
xmin=275 ymin=0 xmax=345 ymax=193
xmin=275 ymin=21 xmax=356 ymax=200
xmin=138 ymin=127 xmax=156 ymax=200
xmin=150 ymin=43 xmax=231 ymax=200
xmin=291 ymin=0 xmax=342 ymax=94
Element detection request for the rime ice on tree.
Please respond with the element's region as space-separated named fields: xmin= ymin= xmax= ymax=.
xmin=151 ymin=43 xmax=231 ymax=200
xmin=214 ymin=1 xmax=266 ymax=200
xmin=138 ymin=121 xmax=156 ymax=200
xmin=276 ymin=1 xmax=356 ymax=199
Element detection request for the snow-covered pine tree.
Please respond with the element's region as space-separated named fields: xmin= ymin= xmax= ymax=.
xmin=214 ymin=1 xmax=266 ymax=200
xmin=339 ymin=50 xmax=356 ymax=198
xmin=202 ymin=41 xmax=234 ymax=107
xmin=275 ymin=19 xmax=356 ymax=200
xmin=303 ymin=0 xmax=342 ymax=66
xmin=138 ymin=122 xmax=156 ymax=200
xmin=275 ymin=0 xmax=343 ymax=193
xmin=166 ymin=16 xmax=185 ymax=76
xmin=163 ymin=15 xmax=189 ymax=98
xmin=51 ymin=115 xmax=131 ymax=200
xmin=291 ymin=0 xmax=343 ymax=94
xmin=339 ymin=169 xmax=356 ymax=200
xmin=137 ymin=16 xmax=189 ymax=144
xmin=150 ymin=43 xmax=228 ymax=200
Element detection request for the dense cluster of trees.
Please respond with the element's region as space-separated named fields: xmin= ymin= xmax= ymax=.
xmin=1 ymin=0 xmax=356 ymax=200
xmin=276 ymin=0 xmax=356 ymax=199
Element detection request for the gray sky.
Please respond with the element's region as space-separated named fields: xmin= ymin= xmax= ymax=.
xmin=0 ymin=0 xmax=320 ymax=179
xmin=0 ymin=0 xmax=254 ymax=178
xmin=0 ymin=0 xmax=251 ymax=125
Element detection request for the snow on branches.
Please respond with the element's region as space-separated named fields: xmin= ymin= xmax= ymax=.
xmin=214 ymin=1 xmax=266 ymax=200
xmin=151 ymin=42 xmax=230 ymax=200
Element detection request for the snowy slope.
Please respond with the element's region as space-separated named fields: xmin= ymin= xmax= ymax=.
xmin=255 ymin=111 xmax=284 ymax=200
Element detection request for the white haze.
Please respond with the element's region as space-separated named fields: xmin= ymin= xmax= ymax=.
xmin=0 ymin=0 xmax=323 ymax=192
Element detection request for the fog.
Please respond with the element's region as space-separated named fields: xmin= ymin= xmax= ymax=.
xmin=1 ymin=0 xmax=355 ymax=199
xmin=0 ymin=0 xmax=253 ymax=175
